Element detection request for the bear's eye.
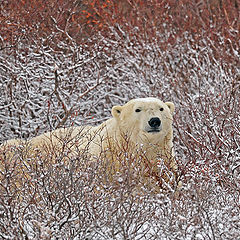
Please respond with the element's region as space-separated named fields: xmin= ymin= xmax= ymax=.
xmin=135 ymin=109 xmax=141 ymax=113
xmin=160 ymin=108 xmax=164 ymax=111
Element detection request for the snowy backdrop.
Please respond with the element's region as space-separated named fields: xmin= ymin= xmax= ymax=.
xmin=0 ymin=0 xmax=239 ymax=239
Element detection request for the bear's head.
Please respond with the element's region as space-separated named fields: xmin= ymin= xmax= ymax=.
xmin=111 ymin=97 xmax=175 ymax=144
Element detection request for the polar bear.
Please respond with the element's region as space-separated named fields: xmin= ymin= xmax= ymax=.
xmin=1 ymin=97 xmax=179 ymax=191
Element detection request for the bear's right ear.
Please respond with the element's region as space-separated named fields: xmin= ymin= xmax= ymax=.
xmin=112 ymin=105 xmax=122 ymax=119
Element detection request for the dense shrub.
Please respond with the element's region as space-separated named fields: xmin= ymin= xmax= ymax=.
xmin=0 ymin=0 xmax=239 ymax=239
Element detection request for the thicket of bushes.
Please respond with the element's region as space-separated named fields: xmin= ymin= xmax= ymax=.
xmin=0 ymin=0 xmax=239 ymax=239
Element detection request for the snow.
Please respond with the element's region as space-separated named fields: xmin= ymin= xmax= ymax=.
xmin=0 ymin=12 xmax=239 ymax=239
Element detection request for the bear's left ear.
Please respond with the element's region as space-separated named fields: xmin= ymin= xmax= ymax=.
xmin=112 ymin=105 xmax=122 ymax=119
xmin=165 ymin=102 xmax=175 ymax=114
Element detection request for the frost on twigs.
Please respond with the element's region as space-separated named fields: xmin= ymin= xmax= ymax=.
xmin=1 ymin=117 xmax=239 ymax=239
xmin=0 ymin=137 xmax=179 ymax=239
xmin=0 ymin=0 xmax=239 ymax=238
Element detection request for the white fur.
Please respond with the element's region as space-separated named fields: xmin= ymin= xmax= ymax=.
xmin=2 ymin=98 xmax=179 ymax=190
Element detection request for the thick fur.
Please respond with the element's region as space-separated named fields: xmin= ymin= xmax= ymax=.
xmin=1 ymin=98 xmax=179 ymax=190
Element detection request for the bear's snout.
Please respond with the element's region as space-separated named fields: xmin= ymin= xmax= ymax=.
xmin=148 ymin=117 xmax=161 ymax=128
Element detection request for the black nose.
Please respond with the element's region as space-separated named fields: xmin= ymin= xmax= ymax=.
xmin=148 ymin=117 xmax=161 ymax=128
